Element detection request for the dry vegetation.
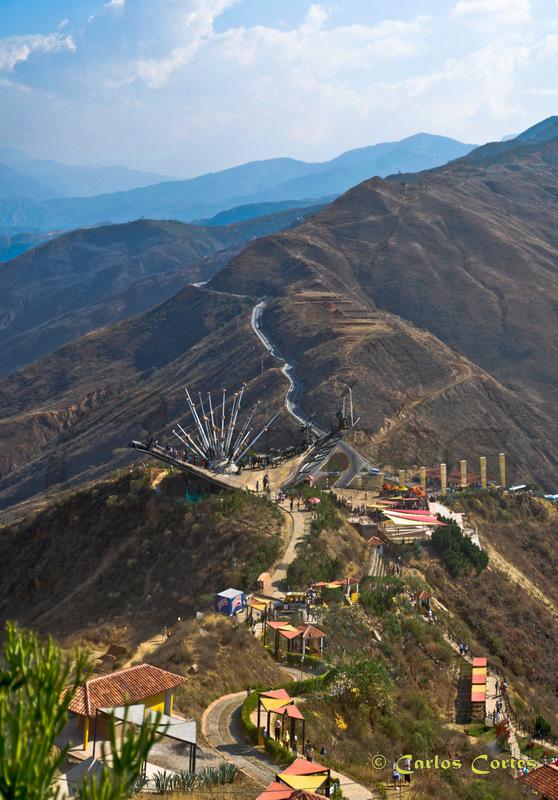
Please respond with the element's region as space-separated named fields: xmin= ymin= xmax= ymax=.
xmin=149 ymin=613 xmax=286 ymax=718
xmin=0 ymin=468 xmax=284 ymax=645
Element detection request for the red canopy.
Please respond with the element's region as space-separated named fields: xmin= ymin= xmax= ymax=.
xmin=281 ymin=758 xmax=328 ymax=776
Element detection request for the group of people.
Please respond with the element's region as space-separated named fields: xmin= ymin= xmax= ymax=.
xmin=458 ymin=641 xmax=470 ymax=657
xmin=272 ymin=718 xmax=327 ymax=763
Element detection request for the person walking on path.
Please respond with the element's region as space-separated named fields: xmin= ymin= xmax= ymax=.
xmin=392 ymin=761 xmax=401 ymax=792
xmin=403 ymin=756 xmax=412 ymax=784
xmin=274 ymin=717 xmax=281 ymax=741
xmin=305 ymin=740 xmax=314 ymax=762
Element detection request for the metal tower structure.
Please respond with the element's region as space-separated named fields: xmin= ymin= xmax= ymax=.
xmin=172 ymin=386 xmax=282 ymax=472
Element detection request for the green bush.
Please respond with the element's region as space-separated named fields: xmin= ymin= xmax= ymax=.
xmin=533 ymin=714 xmax=552 ymax=739
xmin=264 ymin=735 xmax=296 ymax=765
xmin=241 ymin=690 xmax=259 ymax=742
xmin=431 ymin=517 xmax=489 ymax=577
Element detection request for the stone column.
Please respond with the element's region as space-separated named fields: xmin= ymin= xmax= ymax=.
xmin=480 ymin=456 xmax=487 ymax=489
xmin=460 ymin=459 xmax=467 ymax=489
xmin=499 ymin=452 xmax=506 ymax=488
xmin=440 ymin=463 xmax=447 ymax=497
xmin=420 ymin=466 xmax=427 ymax=492
xmin=398 ymin=469 xmax=406 ymax=487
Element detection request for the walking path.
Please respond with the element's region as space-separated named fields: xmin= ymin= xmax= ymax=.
xmin=270 ymin=502 xmax=311 ymax=596
xmin=201 ymin=668 xmax=374 ymax=800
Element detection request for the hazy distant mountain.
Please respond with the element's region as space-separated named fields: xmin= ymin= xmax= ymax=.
xmin=0 ymin=147 xmax=169 ymax=199
xmin=195 ymin=197 xmax=331 ymax=226
xmin=0 ymin=133 xmax=475 ymax=231
xmin=0 ymin=163 xmax=52 ymax=201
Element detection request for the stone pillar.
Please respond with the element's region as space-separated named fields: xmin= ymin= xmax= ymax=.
xmin=376 ymin=471 xmax=384 ymax=490
xmin=460 ymin=459 xmax=467 ymax=488
xmin=398 ymin=469 xmax=406 ymax=487
xmin=420 ymin=466 xmax=427 ymax=492
xmin=440 ymin=463 xmax=447 ymax=497
xmin=480 ymin=456 xmax=487 ymax=489
xmin=499 ymin=452 xmax=506 ymax=488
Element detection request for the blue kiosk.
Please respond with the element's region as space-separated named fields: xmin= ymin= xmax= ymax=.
xmin=215 ymin=588 xmax=247 ymax=617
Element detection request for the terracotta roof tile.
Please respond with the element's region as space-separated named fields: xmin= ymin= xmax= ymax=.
xmin=68 ymin=663 xmax=186 ymax=717
xmin=520 ymin=764 xmax=558 ymax=799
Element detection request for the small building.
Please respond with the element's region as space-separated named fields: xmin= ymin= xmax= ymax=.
xmin=67 ymin=663 xmax=186 ymax=750
xmin=264 ymin=620 xmax=326 ymax=659
xmin=257 ymin=572 xmax=271 ymax=592
xmin=215 ymin=587 xmax=246 ymax=616
xmin=367 ymin=536 xmax=384 ymax=557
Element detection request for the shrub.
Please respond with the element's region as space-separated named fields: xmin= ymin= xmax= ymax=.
xmin=533 ymin=714 xmax=552 ymax=739
xmin=431 ymin=518 xmax=488 ymax=577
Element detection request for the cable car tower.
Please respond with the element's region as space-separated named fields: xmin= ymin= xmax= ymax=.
xmin=172 ymin=386 xmax=282 ymax=473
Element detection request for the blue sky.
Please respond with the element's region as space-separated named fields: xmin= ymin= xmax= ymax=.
xmin=1 ymin=0 xmax=557 ymax=175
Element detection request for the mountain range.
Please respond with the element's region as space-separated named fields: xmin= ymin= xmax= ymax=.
xmin=0 ymin=147 xmax=168 ymax=199
xmin=1 ymin=119 xmax=558 ymax=518
xmin=0 ymin=134 xmax=474 ymax=231
xmin=0 ymin=203 xmax=323 ymax=377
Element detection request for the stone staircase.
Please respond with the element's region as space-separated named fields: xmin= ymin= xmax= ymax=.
xmin=368 ymin=550 xmax=386 ymax=577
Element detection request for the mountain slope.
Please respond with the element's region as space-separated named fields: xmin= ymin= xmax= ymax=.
xmin=1 ymin=121 xmax=557 ymax=515
xmin=0 ymin=204 xmax=319 ymax=376
xmin=208 ymin=122 xmax=558 ymax=482
xmin=0 ymin=134 xmax=474 ymax=231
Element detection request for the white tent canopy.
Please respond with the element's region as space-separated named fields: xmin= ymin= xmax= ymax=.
xmin=99 ymin=704 xmax=197 ymax=745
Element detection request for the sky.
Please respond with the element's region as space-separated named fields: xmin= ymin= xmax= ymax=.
xmin=1 ymin=0 xmax=557 ymax=176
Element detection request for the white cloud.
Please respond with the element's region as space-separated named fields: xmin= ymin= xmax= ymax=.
xmin=0 ymin=33 xmax=76 ymax=72
xmin=133 ymin=0 xmax=238 ymax=87
xmin=105 ymin=0 xmax=125 ymax=8
xmin=452 ymin=0 xmax=532 ymax=27
xmin=58 ymin=18 xmax=70 ymax=30
xmin=133 ymin=4 xmax=431 ymax=89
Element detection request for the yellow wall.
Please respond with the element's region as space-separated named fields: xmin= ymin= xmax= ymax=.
xmin=144 ymin=691 xmax=165 ymax=713
xmin=83 ymin=717 xmax=90 ymax=750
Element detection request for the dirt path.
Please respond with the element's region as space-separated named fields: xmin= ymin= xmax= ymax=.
xmin=269 ymin=503 xmax=310 ymax=596
xmin=124 ymin=632 xmax=166 ymax=667
xmin=484 ymin=543 xmax=558 ymax=624
xmin=369 ymin=362 xmax=476 ymax=448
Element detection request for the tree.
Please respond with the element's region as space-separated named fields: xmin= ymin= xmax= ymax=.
xmin=0 ymin=623 xmax=161 ymax=800
xmin=533 ymin=714 xmax=552 ymax=740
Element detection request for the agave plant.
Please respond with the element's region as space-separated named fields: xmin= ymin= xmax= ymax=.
xmin=172 ymin=770 xmax=198 ymax=791
xmin=153 ymin=770 xmax=174 ymax=794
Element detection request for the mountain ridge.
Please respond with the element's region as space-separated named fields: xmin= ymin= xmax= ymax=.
xmin=0 ymin=133 xmax=475 ymax=231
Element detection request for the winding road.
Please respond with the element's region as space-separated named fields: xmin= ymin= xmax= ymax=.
xmin=250 ymin=300 xmax=374 ymax=488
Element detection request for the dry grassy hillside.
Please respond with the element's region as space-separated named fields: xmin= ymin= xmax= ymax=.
xmin=417 ymin=493 xmax=558 ymax=722
xmin=149 ymin=614 xmax=286 ymax=718
xmin=0 ymin=468 xmax=284 ymax=642
xmin=209 ymin=131 xmax=558 ymax=485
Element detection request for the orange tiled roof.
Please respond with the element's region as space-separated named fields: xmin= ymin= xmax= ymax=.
xmin=68 ymin=663 xmax=186 ymax=717
xmin=520 ymin=764 xmax=558 ymax=799
xmin=296 ymin=624 xmax=326 ymax=639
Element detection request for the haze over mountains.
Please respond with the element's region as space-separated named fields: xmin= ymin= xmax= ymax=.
xmin=1 ymin=119 xmax=558 ymax=517
xmin=0 ymin=147 xmax=168 ymax=199
xmin=0 ymin=133 xmax=473 ymax=232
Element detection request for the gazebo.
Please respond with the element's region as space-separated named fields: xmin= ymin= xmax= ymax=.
xmin=247 ymin=595 xmax=275 ymax=623
xmin=256 ymin=689 xmax=305 ymax=749
xmin=277 ymin=758 xmax=331 ymax=797
xmin=470 ymin=657 xmax=488 ymax=721
xmin=263 ymin=621 xmax=326 ymax=659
